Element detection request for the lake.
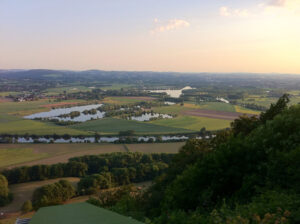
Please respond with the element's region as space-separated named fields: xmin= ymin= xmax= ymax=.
xmin=150 ymin=86 xmax=194 ymax=98
xmin=130 ymin=113 xmax=172 ymax=121
xmin=24 ymin=104 xmax=104 ymax=122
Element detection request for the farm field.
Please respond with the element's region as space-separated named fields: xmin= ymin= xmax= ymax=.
xmin=72 ymin=118 xmax=193 ymax=134
xmin=0 ymin=94 xmax=263 ymax=135
xmin=101 ymin=96 xmax=155 ymax=105
xmin=150 ymin=115 xmax=231 ymax=131
xmin=0 ymin=99 xmax=93 ymax=135
xmin=182 ymin=109 xmax=250 ymax=120
xmin=127 ymin=142 xmax=185 ymax=153
xmin=197 ymin=102 xmax=236 ymax=112
xmin=0 ymin=119 xmax=89 ymax=135
xmin=0 ymin=142 xmax=184 ymax=169
xmin=0 ymin=144 xmax=126 ymax=169
xmin=0 ymin=177 xmax=80 ymax=213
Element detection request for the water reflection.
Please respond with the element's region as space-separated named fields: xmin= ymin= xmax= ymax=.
xmin=130 ymin=113 xmax=172 ymax=122
xmin=150 ymin=86 xmax=194 ymax=98
xmin=24 ymin=104 xmax=104 ymax=122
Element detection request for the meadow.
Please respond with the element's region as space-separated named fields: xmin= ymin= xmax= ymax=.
xmin=0 ymin=99 xmax=91 ymax=135
xmin=150 ymin=115 xmax=231 ymax=131
xmin=0 ymin=88 xmax=266 ymax=136
xmin=0 ymin=142 xmax=184 ymax=169
xmin=72 ymin=117 xmax=193 ymax=134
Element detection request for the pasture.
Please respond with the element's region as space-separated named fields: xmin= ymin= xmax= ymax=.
xmin=0 ymin=142 xmax=184 ymax=169
xmin=0 ymin=144 xmax=126 ymax=169
xmin=72 ymin=117 xmax=193 ymax=134
xmin=0 ymin=99 xmax=91 ymax=135
xmin=101 ymin=96 xmax=154 ymax=105
xmin=127 ymin=142 xmax=184 ymax=153
xmin=151 ymin=115 xmax=231 ymax=131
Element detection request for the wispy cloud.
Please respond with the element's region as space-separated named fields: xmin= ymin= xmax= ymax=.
xmin=219 ymin=6 xmax=251 ymax=18
xmin=220 ymin=0 xmax=300 ymax=18
xmin=151 ymin=19 xmax=190 ymax=34
xmin=268 ymin=0 xmax=287 ymax=7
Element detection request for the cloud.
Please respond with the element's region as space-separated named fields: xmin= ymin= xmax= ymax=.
xmin=269 ymin=0 xmax=287 ymax=7
xmin=220 ymin=1 xmax=300 ymax=18
xmin=219 ymin=6 xmax=251 ymax=18
xmin=151 ymin=19 xmax=190 ymax=34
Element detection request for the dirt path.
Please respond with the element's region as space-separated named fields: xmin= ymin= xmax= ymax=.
xmin=0 ymin=177 xmax=80 ymax=213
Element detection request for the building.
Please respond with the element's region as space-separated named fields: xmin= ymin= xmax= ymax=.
xmin=29 ymin=202 xmax=143 ymax=224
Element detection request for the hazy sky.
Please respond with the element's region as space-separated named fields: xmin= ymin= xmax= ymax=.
xmin=1 ymin=0 xmax=300 ymax=73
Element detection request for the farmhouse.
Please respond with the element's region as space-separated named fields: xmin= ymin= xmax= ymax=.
xmin=29 ymin=202 xmax=143 ymax=224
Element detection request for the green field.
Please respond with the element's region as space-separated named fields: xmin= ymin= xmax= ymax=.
xmin=0 ymin=92 xmax=19 ymax=97
xmin=72 ymin=118 xmax=193 ymax=134
xmin=0 ymin=144 xmax=126 ymax=168
xmin=150 ymin=115 xmax=231 ymax=131
xmin=102 ymin=97 xmax=152 ymax=105
xmin=0 ymin=99 xmax=91 ymax=135
xmin=0 ymin=97 xmax=260 ymax=135
xmin=30 ymin=202 xmax=143 ymax=224
xmin=0 ymin=143 xmax=184 ymax=169
xmin=0 ymin=119 xmax=89 ymax=135
xmin=0 ymin=148 xmax=48 ymax=168
xmin=127 ymin=142 xmax=185 ymax=153
xmin=197 ymin=102 xmax=236 ymax=112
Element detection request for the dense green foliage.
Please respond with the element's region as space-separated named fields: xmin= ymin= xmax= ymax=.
xmin=70 ymin=152 xmax=173 ymax=175
xmin=0 ymin=174 xmax=12 ymax=206
xmin=32 ymin=180 xmax=76 ymax=209
xmin=103 ymin=95 xmax=300 ymax=223
xmin=74 ymin=152 xmax=172 ymax=194
xmin=22 ymin=200 xmax=33 ymax=213
xmin=2 ymin=161 xmax=87 ymax=184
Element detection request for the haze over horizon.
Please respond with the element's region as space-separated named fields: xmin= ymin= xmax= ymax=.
xmin=1 ymin=0 xmax=300 ymax=74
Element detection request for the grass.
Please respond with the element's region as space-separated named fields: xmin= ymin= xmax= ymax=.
xmin=0 ymin=178 xmax=80 ymax=213
xmin=127 ymin=142 xmax=184 ymax=153
xmin=101 ymin=97 xmax=150 ymax=105
xmin=0 ymin=99 xmax=91 ymax=135
xmin=100 ymin=83 xmax=134 ymax=90
xmin=0 ymin=92 xmax=19 ymax=97
xmin=0 ymin=144 xmax=127 ymax=169
xmin=30 ymin=202 xmax=143 ymax=224
xmin=234 ymin=106 xmax=260 ymax=115
xmin=197 ymin=102 xmax=236 ymax=112
xmin=45 ymin=86 xmax=94 ymax=96
xmin=151 ymin=115 xmax=231 ymax=131
xmin=152 ymin=105 xmax=187 ymax=115
xmin=0 ymin=119 xmax=89 ymax=135
xmin=72 ymin=118 xmax=193 ymax=134
xmin=0 ymin=143 xmax=186 ymax=169
xmin=0 ymin=148 xmax=48 ymax=168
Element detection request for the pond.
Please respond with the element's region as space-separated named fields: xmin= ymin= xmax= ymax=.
xmin=24 ymin=104 xmax=104 ymax=122
xmin=164 ymin=101 xmax=176 ymax=105
xmin=149 ymin=86 xmax=194 ymax=98
xmin=130 ymin=113 xmax=172 ymax=122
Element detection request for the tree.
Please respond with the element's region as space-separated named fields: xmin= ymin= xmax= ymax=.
xmin=0 ymin=174 xmax=11 ymax=206
xmin=22 ymin=200 xmax=33 ymax=213
xmin=260 ymin=94 xmax=289 ymax=124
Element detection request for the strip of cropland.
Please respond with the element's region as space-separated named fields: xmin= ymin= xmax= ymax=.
xmin=0 ymin=142 xmax=184 ymax=169
xmin=71 ymin=117 xmax=193 ymax=135
xmin=182 ymin=109 xmax=256 ymax=120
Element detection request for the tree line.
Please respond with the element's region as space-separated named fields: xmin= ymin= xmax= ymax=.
xmin=90 ymin=94 xmax=300 ymax=224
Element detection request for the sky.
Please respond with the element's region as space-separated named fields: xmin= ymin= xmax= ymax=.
xmin=1 ymin=0 xmax=300 ymax=73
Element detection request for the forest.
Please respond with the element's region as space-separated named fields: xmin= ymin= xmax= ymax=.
xmin=83 ymin=94 xmax=300 ymax=224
